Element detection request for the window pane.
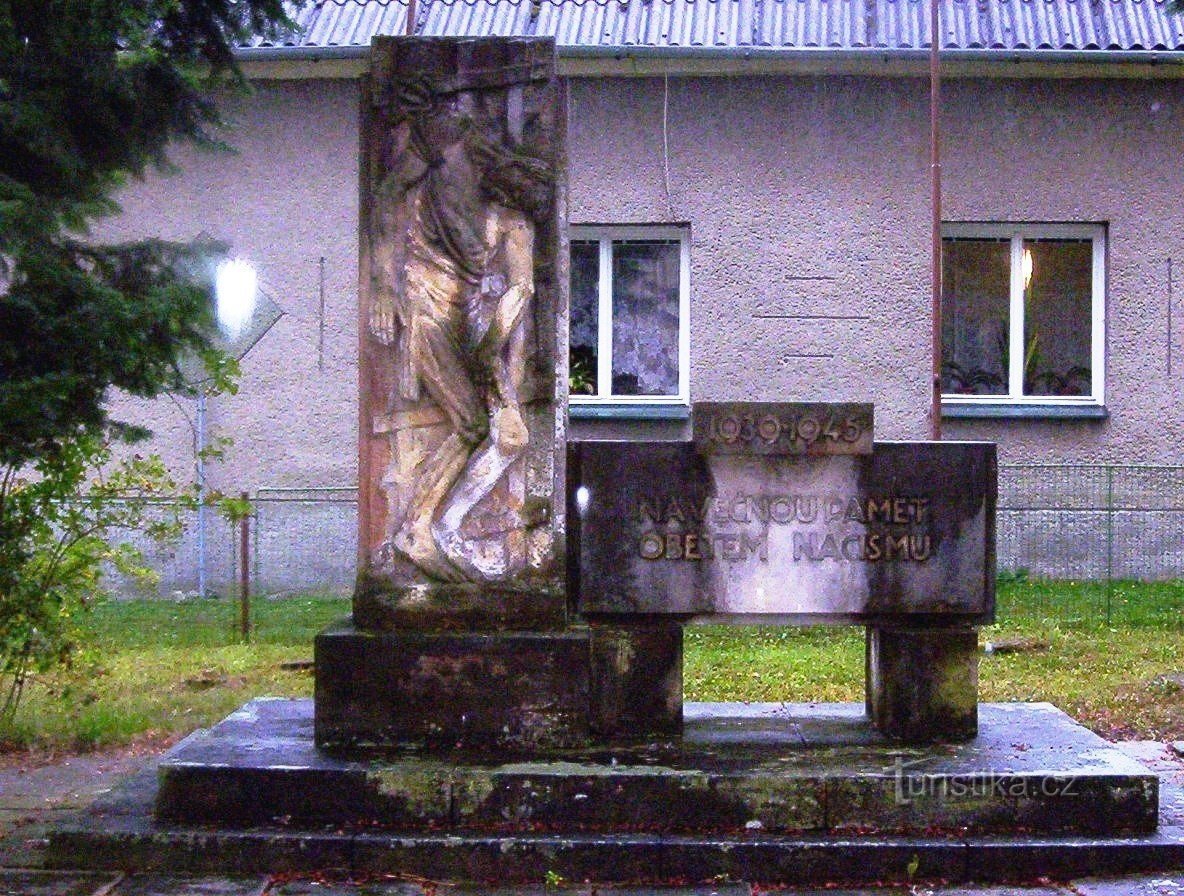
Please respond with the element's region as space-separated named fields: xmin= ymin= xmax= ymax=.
xmin=1023 ymin=238 xmax=1092 ymax=397
xmin=610 ymin=241 xmax=681 ymax=396
xmin=942 ymin=238 xmax=1009 ymax=395
xmin=569 ymin=241 xmax=599 ymax=396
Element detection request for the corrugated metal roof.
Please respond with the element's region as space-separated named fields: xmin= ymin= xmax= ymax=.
xmin=245 ymin=0 xmax=1184 ymax=54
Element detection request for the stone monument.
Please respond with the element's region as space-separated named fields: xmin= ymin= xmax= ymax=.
xmin=316 ymin=36 xmax=584 ymax=751
xmin=43 ymin=37 xmax=1174 ymax=886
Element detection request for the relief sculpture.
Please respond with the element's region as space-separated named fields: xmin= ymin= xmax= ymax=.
xmin=365 ymin=51 xmax=555 ymax=587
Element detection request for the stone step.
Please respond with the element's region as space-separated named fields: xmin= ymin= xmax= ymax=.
xmin=46 ymin=818 xmax=1184 ymax=886
xmin=43 ymin=698 xmax=1176 ymax=885
xmin=149 ymin=699 xmax=1157 ymax=838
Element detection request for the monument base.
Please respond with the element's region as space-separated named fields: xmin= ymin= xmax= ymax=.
xmin=866 ymin=624 xmax=979 ymax=742
xmin=44 ymin=699 xmax=1182 ymax=885
xmin=315 ymin=618 xmax=684 ymax=751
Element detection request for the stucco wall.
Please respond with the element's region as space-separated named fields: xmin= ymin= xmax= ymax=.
xmin=102 ymin=79 xmax=362 ymax=494
xmin=105 ymin=71 xmax=1184 ymax=494
xmin=940 ymin=77 xmax=1184 ymax=464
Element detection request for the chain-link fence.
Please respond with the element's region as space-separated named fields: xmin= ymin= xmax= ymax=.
xmin=103 ymin=468 xmax=1184 ymax=626
xmin=997 ymin=464 xmax=1184 ymax=627
xmin=104 ymin=487 xmax=357 ymax=599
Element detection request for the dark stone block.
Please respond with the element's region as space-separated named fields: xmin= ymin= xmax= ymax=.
xmin=157 ymin=761 xmax=450 ymax=828
xmin=657 ymin=835 xmax=967 ymax=886
xmin=354 ymin=573 xmax=568 ymax=632
xmin=589 ymin=619 xmax=683 ymax=739
xmin=866 ymin=625 xmax=978 ymax=743
xmin=314 ymin=621 xmax=591 ymax=752
xmin=963 ymin=833 xmax=1184 ymax=882
xmin=46 ymin=816 xmax=353 ymax=875
xmin=351 ymin=832 xmax=664 ymax=883
xmin=450 ymin=764 xmax=825 ymax=834
xmin=572 ymin=440 xmax=995 ymax=622
xmin=825 ymin=772 xmax=1157 ymax=836
xmin=112 ymin=874 xmax=269 ymax=895
xmin=0 ymin=871 xmax=120 ymax=896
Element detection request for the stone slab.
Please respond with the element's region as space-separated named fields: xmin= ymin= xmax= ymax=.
xmin=48 ymin=813 xmax=354 ymax=876
xmin=0 ymin=871 xmax=119 ymax=896
xmin=150 ymin=699 xmax=1153 ymax=837
xmin=352 ymin=578 xmax=568 ymax=632
xmin=269 ymin=882 xmax=423 ymax=896
xmin=1074 ymin=876 xmax=1184 ymax=895
xmin=572 ymin=440 xmax=995 ymax=622
xmin=692 ymin=403 xmax=874 ymax=457
xmin=112 ymin=875 xmax=268 ymax=895
xmin=314 ymin=621 xmax=591 ymax=752
xmin=44 ymin=820 xmax=1184 ymax=887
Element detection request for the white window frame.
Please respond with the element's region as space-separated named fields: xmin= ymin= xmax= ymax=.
xmin=941 ymin=222 xmax=1106 ymax=408
xmin=569 ymin=225 xmax=691 ymax=407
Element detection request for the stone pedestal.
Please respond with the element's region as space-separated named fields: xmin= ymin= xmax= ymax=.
xmin=589 ymin=619 xmax=683 ymax=738
xmin=865 ymin=624 xmax=979 ymax=743
xmin=315 ymin=622 xmax=592 ymax=752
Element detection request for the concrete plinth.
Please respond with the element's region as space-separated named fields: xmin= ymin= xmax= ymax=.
xmin=589 ymin=619 xmax=683 ymax=738
xmin=314 ymin=621 xmax=591 ymax=752
xmin=866 ymin=625 xmax=979 ymax=743
xmin=49 ymin=699 xmax=1174 ymax=885
xmin=353 ymin=574 xmax=569 ymax=632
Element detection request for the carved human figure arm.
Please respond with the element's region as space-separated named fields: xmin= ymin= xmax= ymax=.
xmin=370 ymin=123 xmax=427 ymax=347
xmin=477 ymin=212 xmax=533 ymax=383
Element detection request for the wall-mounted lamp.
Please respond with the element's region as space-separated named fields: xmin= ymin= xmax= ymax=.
xmin=215 ymin=258 xmax=258 ymax=339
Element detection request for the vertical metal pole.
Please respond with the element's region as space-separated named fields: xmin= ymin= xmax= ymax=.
xmin=240 ymin=491 xmax=251 ymax=642
xmin=318 ymin=256 xmax=326 ymax=372
xmin=406 ymin=0 xmax=417 ymax=34
xmin=930 ymin=0 xmax=943 ymax=441
xmin=1168 ymin=257 xmax=1174 ymax=378
xmin=196 ymin=389 xmax=207 ymax=599
xmin=1106 ymin=465 xmax=1114 ymax=627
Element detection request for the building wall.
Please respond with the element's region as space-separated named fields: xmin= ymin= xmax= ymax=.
xmin=102 ymin=79 xmax=363 ymax=494
xmin=104 ymin=71 xmax=1184 ymax=498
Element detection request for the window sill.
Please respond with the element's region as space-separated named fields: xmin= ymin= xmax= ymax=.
xmin=941 ymin=402 xmax=1108 ymax=420
xmin=569 ymin=403 xmax=690 ymax=421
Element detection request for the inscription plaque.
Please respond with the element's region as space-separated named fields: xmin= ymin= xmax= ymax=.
xmin=572 ymin=404 xmax=995 ymax=623
xmin=693 ymin=402 xmax=873 ymax=456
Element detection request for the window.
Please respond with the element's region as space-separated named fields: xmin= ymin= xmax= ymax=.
xmin=569 ymin=226 xmax=690 ymax=408
xmin=941 ymin=223 xmax=1105 ymax=409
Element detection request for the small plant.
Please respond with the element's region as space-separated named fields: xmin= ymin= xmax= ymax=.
xmin=0 ymin=436 xmax=189 ymax=718
xmin=568 ymin=345 xmax=597 ymax=395
xmin=543 ymin=869 xmax=566 ymax=890
xmin=996 ymin=567 xmax=1031 ymax=587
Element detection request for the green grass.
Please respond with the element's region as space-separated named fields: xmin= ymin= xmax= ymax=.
xmin=2 ymin=581 xmax=1183 ymax=754
xmin=0 ymin=594 xmax=350 ymax=753
xmin=686 ymin=579 xmax=1184 ymax=741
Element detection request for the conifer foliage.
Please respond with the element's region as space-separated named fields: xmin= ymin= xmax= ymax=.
xmin=0 ymin=0 xmax=296 ymax=715
xmin=0 ymin=0 xmax=293 ymax=465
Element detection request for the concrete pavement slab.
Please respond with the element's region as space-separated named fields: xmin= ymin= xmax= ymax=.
xmin=111 ymin=874 xmax=270 ymax=895
xmin=1073 ymin=876 xmax=1184 ymax=895
xmin=0 ymin=869 xmax=119 ymax=895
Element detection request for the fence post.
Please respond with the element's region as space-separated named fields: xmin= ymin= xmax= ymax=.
xmin=240 ymin=491 xmax=251 ymax=643
xmin=1106 ymin=466 xmax=1114 ymax=627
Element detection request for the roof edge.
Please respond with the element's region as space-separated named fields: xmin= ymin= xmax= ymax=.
xmin=233 ymin=43 xmax=1184 ymax=79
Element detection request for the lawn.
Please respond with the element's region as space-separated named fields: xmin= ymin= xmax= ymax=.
xmin=1 ymin=580 xmax=1182 ymax=753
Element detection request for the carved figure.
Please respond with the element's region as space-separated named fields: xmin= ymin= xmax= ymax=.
xmin=369 ymin=72 xmax=551 ymax=585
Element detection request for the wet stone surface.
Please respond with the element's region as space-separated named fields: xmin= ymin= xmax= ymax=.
xmin=0 ymin=871 xmax=119 ymax=896
xmin=147 ymin=699 xmax=1157 ymax=837
xmin=572 ymin=440 xmax=995 ymax=620
xmin=112 ymin=875 xmax=269 ymax=895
